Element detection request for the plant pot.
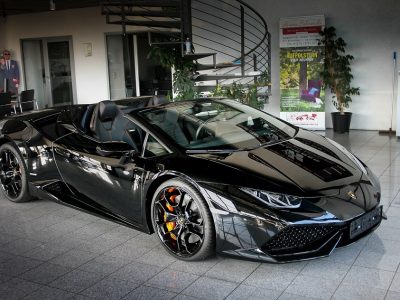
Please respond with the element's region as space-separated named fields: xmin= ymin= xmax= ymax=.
xmin=331 ymin=112 xmax=352 ymax=133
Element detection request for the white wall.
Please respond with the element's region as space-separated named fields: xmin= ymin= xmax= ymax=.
xmin=3 ymin=7 xmax=143 ymax=104
xmin=246 ymin=0 xmax=400 ymax=130
xmin=2 ymin=1 xmax=400 ymax=130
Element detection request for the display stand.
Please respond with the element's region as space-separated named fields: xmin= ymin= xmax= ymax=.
xmin=381 ymin=52 xmax=397 ymax=135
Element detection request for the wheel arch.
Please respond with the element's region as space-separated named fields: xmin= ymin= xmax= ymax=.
xmin=144 ymin=171 xmax=203 ymax=234
xmin=0 ymin=136 xmax=24 ymax=158
xmin=0 ymin=138 xmax=32 ymax=202
xmin=0 ymin=135 xmax=34 ymax=189
xmin=0 ymin=135 xmax=15 ymax=147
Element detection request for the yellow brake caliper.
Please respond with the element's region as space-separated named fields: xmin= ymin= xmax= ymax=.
xmin=165 ymin=188 xmax=177 ymax=240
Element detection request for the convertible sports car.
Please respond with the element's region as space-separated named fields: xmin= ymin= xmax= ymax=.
xmin=0 ymin=96 xmax=383 ymax=262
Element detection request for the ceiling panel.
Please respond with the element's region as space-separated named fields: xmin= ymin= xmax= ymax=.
xmin=0 ymin=0 xmax=101 ymax=16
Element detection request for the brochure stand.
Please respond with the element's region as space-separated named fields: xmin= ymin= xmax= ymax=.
xmin=381 ymin=52 xmax=397 ymax=135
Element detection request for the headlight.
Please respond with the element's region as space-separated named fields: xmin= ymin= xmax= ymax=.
xmin=240 ymin=188 xmax=301 ymax=209
xmin=326 ymin=138 xmax=367 ymax=175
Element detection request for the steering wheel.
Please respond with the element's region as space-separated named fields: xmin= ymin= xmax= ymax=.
xmin=195 ymin=119 xmax=214 ymax=141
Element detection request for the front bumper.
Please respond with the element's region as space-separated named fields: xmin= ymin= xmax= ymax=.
xmin=201 ymin=184 xmax=382 ymax=263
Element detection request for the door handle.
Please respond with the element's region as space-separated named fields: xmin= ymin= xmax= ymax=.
xmin=54 ymin=147 xmax=72 ymax=159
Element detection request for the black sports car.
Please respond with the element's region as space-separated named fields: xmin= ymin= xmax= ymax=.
xmin=0 ymin=97 xmax=383 ymax=262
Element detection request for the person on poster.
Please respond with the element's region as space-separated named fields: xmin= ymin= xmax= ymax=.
xmin=0 ymin=55 xmax=5 ymax=92
xmin=3 ymin=50 xmax=20 ymax=94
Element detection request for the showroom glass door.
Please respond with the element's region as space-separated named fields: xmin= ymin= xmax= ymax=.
xmin=22 ymin=37 xmax=76 ymax=108
xmin=106 ymin=34 xmax=139 ymax=99
xmin=21 ymin=40 xmax=46 ymax=109
xmin=106 ymin=32 xmax=172 ymax=99
xmin=45 ymin=39 xmax=75 ymax=106
xmin=106 ymin=34 xmax=130 ymax=99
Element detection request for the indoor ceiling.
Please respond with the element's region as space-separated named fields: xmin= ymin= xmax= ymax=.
xmin=0 ymin=0 xmax=102 ymax=16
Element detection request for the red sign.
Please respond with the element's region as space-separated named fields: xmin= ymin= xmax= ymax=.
xmin=282 ymin=26 xmax=322 ymax=35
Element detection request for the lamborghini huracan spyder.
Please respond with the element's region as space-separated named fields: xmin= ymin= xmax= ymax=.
xmin=0 ymin=97 xmax=383 ymax=262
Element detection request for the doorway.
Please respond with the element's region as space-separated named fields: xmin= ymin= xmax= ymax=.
xmin=21 ymin=37 xmax=76 ymax=108
xmin=106 ymin=32 xmax=172 ymax=100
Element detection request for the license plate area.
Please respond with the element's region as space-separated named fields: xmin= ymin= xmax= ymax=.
xmin=350 ymin=206 xmax=382 ymax=239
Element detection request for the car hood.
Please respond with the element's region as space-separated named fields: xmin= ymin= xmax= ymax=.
xmin=185 ymin=129 xmax=366 ymax=195
xmin=174 ymin=129 xmax=380 ymax=218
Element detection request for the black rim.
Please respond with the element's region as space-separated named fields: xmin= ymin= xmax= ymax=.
xmin=154 ymin=186 xmax=204 ymax=257
xmin=0 ymin=149 xmax=23 ymax=199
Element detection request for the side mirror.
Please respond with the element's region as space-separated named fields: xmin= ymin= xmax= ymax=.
xmin=96 ymin=141 xmax=137 ymax=158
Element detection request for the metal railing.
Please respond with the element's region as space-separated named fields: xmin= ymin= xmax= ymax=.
xmin=191 ymin=0 xmax=271 ymax=92
xmin=102 ymin=0 xmax=271 ymax=93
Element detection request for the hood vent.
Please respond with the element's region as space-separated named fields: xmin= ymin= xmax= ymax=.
xmin=269 ymin=142 xmax=353 ymax=182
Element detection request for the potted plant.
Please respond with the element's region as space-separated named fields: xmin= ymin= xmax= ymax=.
xmin=148 ymin=45 xmax=196 ymax=100
xmin=319 ymin=26 xmax=360 ymax=133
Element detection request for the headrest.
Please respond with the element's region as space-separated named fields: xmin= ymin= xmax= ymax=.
xmin=150 ymin=95 xmax=168 ymax=106
xmin=165 ymin=109 xmax=179 ymax=123
xmin=98 ymin=100 xmax=118 ymax=122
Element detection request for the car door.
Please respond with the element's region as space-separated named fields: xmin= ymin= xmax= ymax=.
xmin=52 ymin=117 xmax=146 ymax=225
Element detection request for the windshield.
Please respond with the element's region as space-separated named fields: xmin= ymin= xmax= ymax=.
xmin=136 ymin=99 xmax=297 ymax=151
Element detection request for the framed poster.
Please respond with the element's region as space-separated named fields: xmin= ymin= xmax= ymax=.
xmin=279 ymin=15 xmax=325 ymax=130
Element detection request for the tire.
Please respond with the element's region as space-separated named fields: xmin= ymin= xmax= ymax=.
xmin=0 ymin=143 xmax=32 ymax=203
xmin=151 ymin=178 xmax=215 ymax=261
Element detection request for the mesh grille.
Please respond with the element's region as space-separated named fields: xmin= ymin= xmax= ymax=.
xmin=263 ymin=225 xmax=338 ymax=251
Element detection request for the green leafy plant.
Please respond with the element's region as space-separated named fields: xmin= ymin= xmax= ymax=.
xmin=319 ymin=26 xmax=360 ymax=114
xmin=212 ymin=82 xmax=265 ymax=109
xmin=149 ymin=44 xmax=270 ymax=108
xmin=148 ymin=45 xmax=196 ymax=100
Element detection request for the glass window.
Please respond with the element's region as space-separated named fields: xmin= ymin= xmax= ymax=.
xmin=136 ymin=99 xmax=297 ymax=152
xmin=144 ymin=135 xmax=169 ymax=158
xmin=127 ymin=124 xmax=144 ymax=153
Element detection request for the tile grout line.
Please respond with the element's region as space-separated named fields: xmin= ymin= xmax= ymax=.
xmin=273 ymin=261 xmax=309 ymax=300
xmin=171 ymin=255 xmax=222 ymax=299
xmin=218 ymin=261 xmax=263 ymax=300
xmin=75 ymin=237 xmax=162 ymax=298
xmin=328 ymin=230 xmax=387 ymax=299
xmin=9 ymin=232 xmax=143 ymax=299
xmin=382 ymin=257 xmax=400 ymax=300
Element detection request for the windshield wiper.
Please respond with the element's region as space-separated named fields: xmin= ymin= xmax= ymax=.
xmin=257 ymin=138 xmax=292 ymax=149
xmin=186 ymin=149 xmax=240 ymax=154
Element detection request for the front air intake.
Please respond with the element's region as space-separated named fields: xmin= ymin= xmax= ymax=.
xmin=263 ymin=224 xmax=340 ymax=254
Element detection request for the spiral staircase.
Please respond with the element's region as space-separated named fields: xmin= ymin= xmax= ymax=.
xmin=101 ymin=0 xmax=271 ymax=100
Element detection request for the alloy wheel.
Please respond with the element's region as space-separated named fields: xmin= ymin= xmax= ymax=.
xmin=0 ymin=149 xmax=23 ymax=199
xmin=154 ymin=186 xmax=205 ymax=257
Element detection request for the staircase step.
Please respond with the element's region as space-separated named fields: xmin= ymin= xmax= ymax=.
xmin=196 ymin=62 xmax=241 ymax=71
xmin=193 ymin=72 xmax=262 ymax=82
xmin=104 ymin=1 xmax=180 ymax=8
xmin=103 ymin=10 xmax=180 ymax=18
xmin=108 ymin=20 xmax=181 ymax=29
xmin=183 ymin=53 xmax=216 ymax=61
xmin=150 ymin=41 xmax=183 ymax=47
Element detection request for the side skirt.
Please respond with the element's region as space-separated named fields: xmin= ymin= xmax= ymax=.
xmin=30 ymin=181 xmax=150 ymax=233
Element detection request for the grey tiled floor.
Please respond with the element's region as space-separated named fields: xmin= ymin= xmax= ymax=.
xmin=0 ymin=130 xmax=399 ymax=299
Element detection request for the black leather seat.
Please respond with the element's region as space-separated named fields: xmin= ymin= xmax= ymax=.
xmin=80 ymin=104 xmax=96 ymax=133
xmin=90 ymin=100 xmax=118 ymax=141
xmin=148 ymin=95 xmax=168 ymax=106
xmin=90 ymin=100 xmax=143 ymax=151
xmin=18 ymin=89 xmax=37 ymax=112
xmin=162 ymin=109 xmax=189 ymax=146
